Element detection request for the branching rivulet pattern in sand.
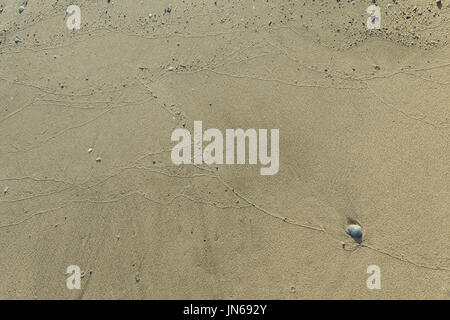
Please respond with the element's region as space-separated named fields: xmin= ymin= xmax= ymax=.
xmin=0 ymin=0 xmax=449 ymax=299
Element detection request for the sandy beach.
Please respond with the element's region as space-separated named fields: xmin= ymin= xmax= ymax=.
xmin=0 ymin=0 xmax=449 ymax=299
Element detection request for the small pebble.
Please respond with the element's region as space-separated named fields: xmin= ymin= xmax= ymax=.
xmin=19 ymin=6 xmax=24 ymax=13
xmin=15 ymin=38 xmax=20 ymax=44
xmin=346 ymin=224 xmax=362 ymax=239
xmin=96 ymin=157 xmax=102 ymax=163
xmin=168 ymin=66 xmax=174 ymax=71
xmin=148 ymin=13 xmax=153 ymax=18
xmin=88 ymin=148 xmax=93 ymax=153
xmin=3 ymin=187 xmax=8 ymax=194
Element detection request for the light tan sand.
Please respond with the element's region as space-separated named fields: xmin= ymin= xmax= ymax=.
xmin=0 ymin=0 xmax=449 ymax=299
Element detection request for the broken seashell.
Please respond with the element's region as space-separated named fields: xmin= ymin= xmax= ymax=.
xmin=96 ymin=157 xmax=102 ymax=163
xmin=3 ymin=187 xmax=8 ymax=194
xmin=88 ymin=148 xmax=93 ymax=153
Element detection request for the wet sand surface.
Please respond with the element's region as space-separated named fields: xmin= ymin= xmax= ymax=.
xmin=0 ymin=0 xmax=449 ymax=299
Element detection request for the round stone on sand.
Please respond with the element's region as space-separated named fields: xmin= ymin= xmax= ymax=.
xmin=346 ymin=224 xmax=362 ymax=239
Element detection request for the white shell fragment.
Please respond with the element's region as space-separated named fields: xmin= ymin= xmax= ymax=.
xmin=95 ymin=157 xmax=102 ymax=163
xmin=168 ymin=66 xmax=174 ymax=71
xmin=88 ymin=148 xmax=93 ymax=153
xmin=3 ymin=187 xmax=8 ymax=194
xmin=346 ymin=224 xmax=362 ymax=239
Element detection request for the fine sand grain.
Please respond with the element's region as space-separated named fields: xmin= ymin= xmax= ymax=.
xmin=0 ymin=0 xmax=449 ymax=299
